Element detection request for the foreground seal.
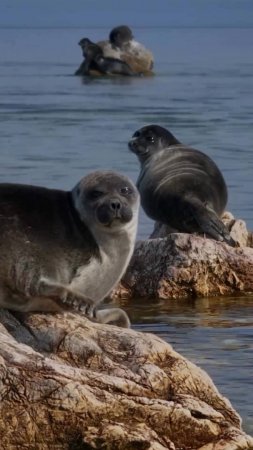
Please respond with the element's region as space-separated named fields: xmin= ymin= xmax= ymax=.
xmin=97 ymin=25 xmax=154 ymax=75
xmin=0 ymin=171 xmax=140 ymax=327
xmin=75 ymin=38 xmax=135 ymax=76
xmin=129 ymin=125 xmax=236 ymax=246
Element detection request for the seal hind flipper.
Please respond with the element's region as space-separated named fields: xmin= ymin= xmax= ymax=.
xmin=181 ymin=198 xmax=236 ymax=247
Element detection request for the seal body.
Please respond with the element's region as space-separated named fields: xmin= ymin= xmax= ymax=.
xmin=75 ymin=37 xmax=135 ymax=76
xmin=129 ymin=125 xmax=235 ymax=246
xmin=97 ymin=25 xmax=154 ymax=75
xmin=0 ymin=171 xmax=139 ymax=325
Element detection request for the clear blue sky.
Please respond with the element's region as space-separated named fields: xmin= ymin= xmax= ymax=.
xmin=0 ymin=0 xmax=253 ymax=28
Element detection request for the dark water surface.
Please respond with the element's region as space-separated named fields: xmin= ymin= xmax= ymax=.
xmin=0 ymin=26 xmax=253 ymax=433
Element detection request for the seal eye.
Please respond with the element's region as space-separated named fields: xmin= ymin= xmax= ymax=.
xmin=87 ymin=190 xmax=104 ymax=200
xmin=120 ymin=186 xmax=133 ymax=196
xmin=133 ymin=131 xmax=140 ymax=138
xmin=146 ymin=135 xmax=155 ymax=143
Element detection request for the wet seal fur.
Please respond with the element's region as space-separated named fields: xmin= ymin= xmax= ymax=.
xmin=97 ymin=25 xmax=154 ymax=75
xmin=75 ymin=38 xmax=135 ymax=76
xmin=0 ymin=171 xmax=139 ymax=327
xmin=129 ymin=125 xmax=236 ymax=247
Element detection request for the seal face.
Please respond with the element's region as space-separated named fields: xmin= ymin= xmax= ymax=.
xmin=72 ymin=171 xmax=139 ymax=233
xmin=129 ymin=125 xmax=236 ymax=246
xmin=0 ymin=171 xmax=139 ymax=325
xmin=75 ymin=37 xmax=135 ymax=76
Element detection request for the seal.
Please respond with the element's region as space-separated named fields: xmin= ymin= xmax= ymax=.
xmin=128 ymin=125 xmax=236 ymax=246
xmin=0 ymin=171 xmax=140 ymax=327
xmin=97 ymin=25 xmax=154 ymax=75
xmin=109 ymin=25 xmax=134 ymax=49
xmin=75 ymin=38 xmax=135 ymax=76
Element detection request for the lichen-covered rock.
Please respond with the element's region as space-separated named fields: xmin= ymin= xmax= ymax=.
xmin=0 ymin=310 xmax=252 ymax=449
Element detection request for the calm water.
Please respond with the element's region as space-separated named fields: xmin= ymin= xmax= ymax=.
xmin=0 ymin=26 xmax=253 ymax=433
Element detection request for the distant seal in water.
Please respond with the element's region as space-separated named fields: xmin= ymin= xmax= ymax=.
xmin=0 ymin=171 xmax=140 ymax=327
xmin=75 ymin=38 xmax=135 ymax=76
xmin=128 ymin=125 xmax=236 ymax=246
xmin=109 ymin=25 xmax=134 ymax=49
xmin=97 ymin=25 xmax=154 ymax=74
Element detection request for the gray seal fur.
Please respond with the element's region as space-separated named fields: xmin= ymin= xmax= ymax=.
xmin=0 ymin=171 xmax=139 ymax=327
xmin=128 ymin=125 xmax=235 ymax=246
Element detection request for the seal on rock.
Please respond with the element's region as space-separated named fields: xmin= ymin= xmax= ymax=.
xmin=97 ymin=25 xmax=154 ymax=75
xmin=128 ymin=125 xmax=236 ymax=246
xmin=0 ymin=171 xmax=140 ymax=327
xmin=75 ymin=38 xmax=135 ymax=76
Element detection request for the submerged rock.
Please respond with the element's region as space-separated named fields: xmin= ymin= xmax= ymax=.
xmin=0 ymin=309 xmax=252 ymax=449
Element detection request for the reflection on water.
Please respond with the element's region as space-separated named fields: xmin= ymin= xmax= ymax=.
xmin=121 ymin=295 xmax=253 ymax=434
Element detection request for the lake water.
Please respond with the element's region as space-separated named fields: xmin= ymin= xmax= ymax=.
xmin=0 ymin=26 xmax=253 ymax=434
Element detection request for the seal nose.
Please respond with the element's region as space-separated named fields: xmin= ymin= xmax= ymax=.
xmin=110 ymin=199 xmax=121 ymax=212
xmin=128 ymin=138 xmax=138 ymax=151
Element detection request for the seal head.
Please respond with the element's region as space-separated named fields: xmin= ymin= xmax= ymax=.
xmin=129 ymin=125 xmax=236 ymax=246
xmin=129 ymin=125 xmax=180 ymax=163
xmin=109 ymin=25 xmax=134 ymax=48
xmin=72 ymin=170 xmax=139 ymax=232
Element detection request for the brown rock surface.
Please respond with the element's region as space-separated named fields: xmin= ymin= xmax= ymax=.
xmin=97 ymin=39 xmax=154 ymax=75
xmin=0 ymin=309 xmax=252 ymax=449
xmin=112 ymin=213 xmax=253 ymax=300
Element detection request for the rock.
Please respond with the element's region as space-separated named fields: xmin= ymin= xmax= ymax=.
xmin=111 ymin=213 xmax=253 ymax=300
xmin=151 ymin=212 xmax=251 ymax=249
xmin=97 ymin=40 xmax=154 ymax=75
xmin=0 ymin=309 xmax=252 ymax=449
xmin=221 ymin=212 xmax=249 ymax=248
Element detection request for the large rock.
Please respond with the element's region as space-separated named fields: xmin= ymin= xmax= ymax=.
xmin=97 ymin=40 xmax=154 ymax=75
xmin=112 ymin=214 xmax=253 ymax=300
xmin=0 ymin=309 xmax=252 ymax=449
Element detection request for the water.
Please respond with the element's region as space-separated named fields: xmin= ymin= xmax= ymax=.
xmin=127 ymin=295 xmax=253 ymax=434
xmin=0 ymin=26 xmax=253 ymax=433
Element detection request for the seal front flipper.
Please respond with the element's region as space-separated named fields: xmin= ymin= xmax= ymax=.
xmin=38 ymin=278 xmax=94 ymax=309
xmin=95 ymin=308 xmax=131 ymax=328
xmin=183 ymin=199 xmax=236 ymax=247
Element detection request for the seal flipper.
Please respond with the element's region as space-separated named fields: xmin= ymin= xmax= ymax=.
xmin=178 ymin=198 xmax=236 ymax=247
xmin=95 ymin=308 xmax=131 ymax=328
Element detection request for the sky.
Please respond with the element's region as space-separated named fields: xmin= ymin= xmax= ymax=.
xmin=0 ymin=0 xmax=253 ymax=28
